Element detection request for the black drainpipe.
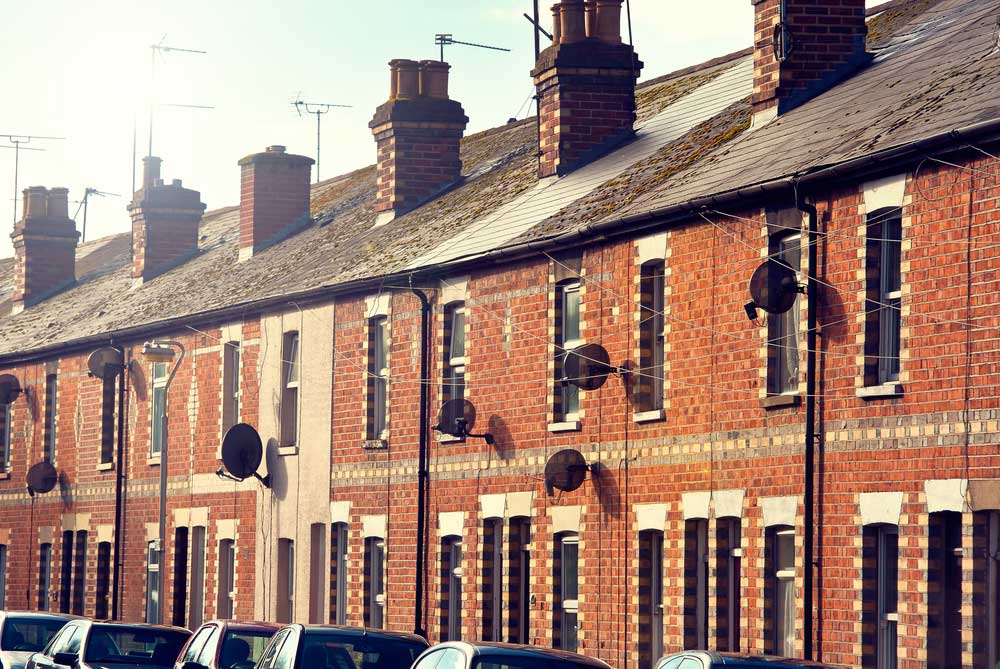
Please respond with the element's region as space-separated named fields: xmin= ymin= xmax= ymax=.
xmin=411 ymin=288 xmax=431 ymax=640
xmin=796 ymin=187 xmax=818 ymax=661
xmin=111 ymin=346 xmax=128 ymax=620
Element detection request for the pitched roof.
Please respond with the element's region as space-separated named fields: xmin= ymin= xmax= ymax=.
xmin=0 ymin=0 xmax=991 ymax=360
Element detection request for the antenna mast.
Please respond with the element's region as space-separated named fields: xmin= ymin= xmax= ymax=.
xmin=434 ymin=34 xmax=511 ymax=62
xmin=1 ymin=134 xmax=64 ymax=226
xmin=293 ymin=96 xmax=352 ymax=183
xmin=74 ymin=188 xmax=121 ymax=243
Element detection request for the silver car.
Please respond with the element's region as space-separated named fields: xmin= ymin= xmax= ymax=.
xmin=0 ymin=612 xmax=76 ymax=669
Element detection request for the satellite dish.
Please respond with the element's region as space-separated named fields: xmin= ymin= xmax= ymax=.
xmin=87 ymin=347 xmax=124 ymax=380
xmin=220 ymin=423 xmax=271 ymax=487
xmin=562 ymin=343 xmax=613 ymax=391
xmin=544 ymin=448 xmax=588 ymax=496
xmin=0 ymin=374 xmax=21 ymax=405
xmin=433 ymin=399 xmax=494 ymax=444
xmin=26 ymin=461 xmax=58 ymax=496
xmin=748 ymin=258 xmax=800 ymax=314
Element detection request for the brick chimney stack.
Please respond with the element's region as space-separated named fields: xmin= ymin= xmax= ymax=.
xmin=751 ymin=0 xmax=869 ymax=125
xmin=128 ymin=156 xmax=206 ymax=283
xmin=532 ymin=0 xmax=642 ymax=179
xmin=237 ymin=145 xmax=314 ymax=261
xmin=10 ymin=186 xmax=80 ymax=314
xmin=369 ymin=59 xmax=469 ymax=220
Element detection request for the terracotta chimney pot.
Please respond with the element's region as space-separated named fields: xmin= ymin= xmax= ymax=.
xmin=560 ymin=0 xmax=586 ymax=44
xmin=419 ymin=60 xmax=451 ymax=99
xmin=596 ymin=0 xmax=623 ymax=43
xmin=551 ymin=4 xmax=562 ymax=43
xmin=24 ymin=186 xmax=47 ymax=218
xmin=585 ymin=0 xmax=598 ymax=38
xmin=47 ymin=188 xmax=69 ymax=219
xmin=142 ymin=156 xmax=162 ymax=191
xmin=388 ymin=59 xmax=404 ymax=99
xmin=396 ymin=59 xmax=420 ymax=99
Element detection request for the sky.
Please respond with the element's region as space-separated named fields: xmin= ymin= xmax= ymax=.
xmin=0 ymin=1 xmax=875 ymax=257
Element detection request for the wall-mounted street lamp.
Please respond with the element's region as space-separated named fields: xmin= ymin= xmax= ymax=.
xmin=140 ymin=339 xmax=185 ymax=625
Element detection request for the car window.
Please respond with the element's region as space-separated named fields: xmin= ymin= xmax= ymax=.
xmin=413 ymin=650 xmax=447 ymax=669
xmin=657 ymin=659 xmax=684 ymax=669
xmin=256 ymin=630 xmax=290 ymax=669
xmin=678 ymin=659 xmax=703 ymax=669
xmin=219 ymin=631 xmax=274 ymax=669
xmin=475 ymin=658 xmax=605 ymax=669
xmin=271 ymin=629 xmax=298 ymax=669
xmin=182 ymin=626 xmax=215 ymax=664
xmin=295 ymin=630 xmax=426 ymax=669
xmin=433 ymin=649 xmax=465 ymax=669
xmin=49 ymin=626 xmax=77 ymax=656
xmin=3 ymin=618 xmax=70 ymax=653
xmin=197 ymin=626 xmax=222 ymax=666
xmin=64 ymin=627 xmax=86 ymax=655
xmin=83 ymin=625 xmax=189 ymax=666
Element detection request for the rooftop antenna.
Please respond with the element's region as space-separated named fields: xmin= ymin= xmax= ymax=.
xmin=293 ymin=95 xmax=353 ymax=184
xmin=434 ymin=34 xmax=511 ymax=62
xmin=148 ymin=36 xmax=207 ymax=158
xmin=74 ymin=188 xmax=121 ymax=243
xmin=1 ymin=134 xmax=64 ymax=226
xmin=523 ymin=0 xmax=553 ymax=60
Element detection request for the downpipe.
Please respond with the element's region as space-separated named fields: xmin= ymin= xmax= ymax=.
xmin=412 ymin=288 xmax=431 ymax=639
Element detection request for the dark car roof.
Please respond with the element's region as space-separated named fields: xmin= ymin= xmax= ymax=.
xmin=85 ymin=621 xmax=191 ymax=635
xmin=663 ymin=651 xmax=843 ymax=668
xmin=203 ymin=621 xmax=280 ymax=633
xmin=430 ymin=642 xmax=612 ymax=668
xmin=0 ymin=612 xmax=81 ymax=622
xmin=293 ymin=624 xmax=428 ymax=646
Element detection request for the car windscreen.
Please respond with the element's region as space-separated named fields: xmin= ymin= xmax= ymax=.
xmin=219 ymin=631 xmax=275 ymax=669
xmin=475 ymin=657 xmax=601 ymax=669
xmin=299 ymin=632 xmax=425 ymax=669
xmin=84 ymin=626 xmax=189 ymax=666
xmin=1 ymin=618 xmax=68 ymax=653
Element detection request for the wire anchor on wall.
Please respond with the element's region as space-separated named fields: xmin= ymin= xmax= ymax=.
xmin=292 ymin=95 xmax=353 ymax=184
xmin=434 ymin=34 xmax=511 ymax=62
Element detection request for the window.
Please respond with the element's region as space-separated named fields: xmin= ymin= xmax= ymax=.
xmin=172 ymin=527 xmax=189 ymax=626
xmin=0 ymin=403 xmax=11 ymax=472
xmin=683 ymin=519 xmax=708 ymax=650
xmin=95 ymin=541 xmax=112 ymax=619
xmin=151 ymin=362 xmax=168 ymax=456
xmin=146 ymin=540 xmax=160 ymax=623
xmin=330 ymin=523 xmax=349 ymax=625
xmin=443 ymin=303 xmax=466 ymax=409
xmin=767 ymin=234 xmax=801 ymax=395
xmin=367 ymin=318 xmax=389 ymax=441
xmin=59 ymin=530 xmax=73 ymax=613
xmin=715 ymin=517 xmax=742 ymax=652
xmin=554 ymin=533 xmax=579 ymax=652
xmin=482 ymin=518 xmax=503 ymax=641
xmin=309 ymin=523 xmax=326 ymax=624
xmin=441 ymin=536 xmax=463 ymax=641
xmin=865 ymin=207 xmax=902 ymax=385
xmin=280 ymin=333 xmax=299 ymax=447
xmin=767 ymin=527 xmax=796 ymax=657
xmin=189 ymin=527 xmax=206 ymax=629
xmin=43 ymin=373 xmax=57 ymax=462
xmin=217 ymin=539 xmax=236 ymax=619
xmin=555 ymin=282 xmax=582 ymax=422
xmin=72 ymin=531 xmax=86 ymax=615
xmin=639 ymin=531 xmax=664 ymax=669
xmin=222 ymin=343 xmax=241 ymax=434
xmin=875 ymin=525 xmax=898 ymax=669
xmin=638 ymin=261 xmax=665 ymax=413
xmin=0 ymin=544 xmax=7 ymax=610
xmin=364 ymin=537 xmax=385 ymax=629
xmin=40 ymin=541 xmax=55 ymax=609
xmin=984 ymin=512 xmax=1000 ymax=669
xmin=100 ymin=374 xmax=117 ymax=466
xmin=927 ymin=511 xmax=961 ymax=669
xmin=508 ymin=518 xmax=531 ymax=644
xmin=276 ymin=538 xmax=295 ymax=623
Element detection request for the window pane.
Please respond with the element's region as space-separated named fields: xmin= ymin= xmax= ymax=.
xmin=450 ymin=308 xmax=466 ymax=361
xmin=39 ymin=543 xmax=52 ymax=611
xmin=0 ymin=545 xmax=6 ymax=610
xmin=562 ymin=285 xmax=580 ymax=343
xmin=777 ymin=577 xmax=795 ymax=656
xmin=151 ymin=386 xmax=166 ymax=455
xmin=561 ymin=540 xmax=579 ymax=600
xmin=285 ymin=336 xmax=299 ymax=386
xmin=562 ymin=383 xmax=579 ymax=418
xmin=0 ymin=404 xmax=10 ymax=471
xmin=44 ymin=375 xmax=56 ymax=462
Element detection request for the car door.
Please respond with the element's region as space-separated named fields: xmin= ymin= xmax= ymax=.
xmin=177 ymin=626 xmax=215 ymax=669
xmin=32 ymin=624 xmax=77 ymax=669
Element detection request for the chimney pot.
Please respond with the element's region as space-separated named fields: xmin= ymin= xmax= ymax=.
xmin=585 ymin=0 xmax=598 ymax=38
xmin=595 ymin=0 xmax=623 ymax=44
xmin=24 ymin=186 xmax=48 ymax=219
xmin=551 ymin=4 xmax=562 ymax=43
xmin=419 ymin=60 xmax=450 ymax=99
xmin=142 ymin=156 xmax=162 ymax=191
xmin=47 ymin=187 xmax=69 ymax=219
xmin=389 ymin=60 xmax=401 ymax=99
xmin=395 ymin=59 xmax=420 ymax=99
xmin=267 ymin=145 xmax=287 ymax=153
xmin=11 ymin=185 xmax=79 ymax=311
xmin=559 ymin=0 xmax=586 ymax=44
xmin=171 ymin=179 xmax=183 ymax=187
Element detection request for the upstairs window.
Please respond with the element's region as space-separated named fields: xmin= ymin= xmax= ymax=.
xmin=43 ymin=373 xmax=57 ymax=463
xmin=767 ymin=233 xmax=801 ymax=395
xmin=865 ymin=207 xmax=903 ymax=385
xmin=222 ymin=343 xmax=241 ymax=434
xmin=150 ymin=363 xmax=168 ymax=457
xmin=638 ymin=261 xmax=665 ymax=413
xmin=555 ymin=281 xmax=582 ymax=422
xmin=367 ymin=318 xmax=389 ymax=442
xmin=100 ymin=374 xmax=117 ymax=466
xmin=281 ymin=333 xmax=300 ymax=447
xmin=443 ymin=303 xmax=466 ymax=408
xmin=0 ymin=403 xmax=10 ymax=473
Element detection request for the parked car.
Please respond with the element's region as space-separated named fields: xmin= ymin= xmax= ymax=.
xmin=254 ymin=624 xmax=427 ymax=669
xmin=175 ymin=622 xmax=279 ymax=669
xmin=26 ymin=620 xmax=191 ymax=669
xmin=0 ymin=612 xmax=77 ymax=669
xmin=656 ymin=651 xmax=843 ymax=669
xmin=410 ymin=642 xmax=613 ymax=669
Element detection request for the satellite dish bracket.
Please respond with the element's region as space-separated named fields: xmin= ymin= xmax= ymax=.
xmin=544 ymin=462 xmax=592 ymax=496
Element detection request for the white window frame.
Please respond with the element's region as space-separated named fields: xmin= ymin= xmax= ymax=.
xmin=446 ymin=537 xmax=463 ymax=641
xmin=366 ymin=537 xmax=386 ymax=629
xmin=693 ymin=519 xmax=708 ymax=650
xmin=369 ymin=318 xmax=390 ymax=441
xmin=188 ymin=526 xmax=206 ymax=629
xmin=512 ymin=518 xmax=531 ymax=644
xmin=445 ymin=304 xmax=466 ymax=403
xmin=0 ymin=403 xmax=10 ymax=472
xmin=38 ymin=542 xmax=52 ymax=611
xmin=150 ymin=362 xmax=168 ymax=457
xmin=222 ymin=343 xmax=241 ymax=434
xmin=281 ymin=333 xmax=300 ymax=447
xmin=558 ymin=282 xmax=582 ymax=421
xmin=769 ymin=234 xmax=801 ymax=395
xmin=334 ymin=523 xmax=349 ymax=625
xmin=988 ymin=511 xmax=1000 ymax=669
xmin=640 ymin=261 xmax=666 ymax=412
xmin=774 ymin=528 xmax=796 ymax=657
xmin=559 ymin=533 xmax=579 ymax=652
xmin=725 ymin=518 xmax=742 ymax=652
xmin=217 ymin=539 xmax=236 ymax=619
xmin=43 ymin=373 xmax=57 ymax=463
xmin=647 ymin=531 xmax=664 ymax=668
xmin=877 ymin=214 xmax=902 ymax=383
xmin=145 ymin=540 xmax=159 ymax=623
xmin=487 ymin=518 xmax=503 ymax=642
xmin=0 ymin=543 xmax=7 ymax=610
xmin=876 ymin=525 xmax=898 ymax=669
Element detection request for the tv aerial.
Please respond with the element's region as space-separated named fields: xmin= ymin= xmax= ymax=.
xmin=73 ymin=188 xmax=121 ymax=243
xmin=87 ymin=347 xmax=125 ymax=381
xmin=561 ymin=343 xmax=623 ymax=391
xmin=544 ymin=448 xmax=590 ymax=496
xmin=292 ymin=94 xmax=353 ymax=184
xmin=219 ymin=423 xmax=272 ymax=487
xmin=744 ymin=256 xmax=802 ymax=321
xmin=433 ymin=399 xmax=495 ymax=445
xmin=0 ymin=374 xmax=21 ymax=405
xmin=1 ymin=133 xmax=64 ymax=226
xmin=434 ymin=34 xmax=511 ymax=62
xmin=26 ymin=461 xmax=58 ymax=496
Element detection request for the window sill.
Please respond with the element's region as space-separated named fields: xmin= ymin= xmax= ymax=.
xmin=96 ymin=462 xmax=114 ymax=472
xmin=362 ymin=439 xmax=389 ymax=451
xmin=0 ymin=471 xmax=9 ymax=481
xmin=633 ymin=409 xmax=665 ymax=424
xmin=856 ymin=383 xmax=903 ymax=400
xmin=436 ymin=433 xmax=464 ymax=444
xmin=277 ymin=445 xmax=299 ymax=457
xmin=147 ymin=456 xmax=161 ymax=466
xmin=760 ymin=393 xmax=801 ymax=410
xmin=548 ymin=421 xmax=581 ymax=433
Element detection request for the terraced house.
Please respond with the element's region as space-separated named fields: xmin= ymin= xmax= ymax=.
xmin=1 ymin=0 xmax=1000 ymax=668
